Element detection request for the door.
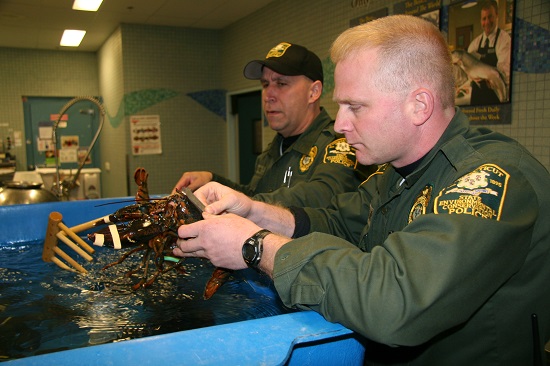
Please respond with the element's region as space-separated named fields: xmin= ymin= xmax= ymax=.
xmin=23 ymin=96 xmax=101 ymax=170
xmin=456 ymin=25 xmax=473 ymax=50
xmin=234 ymin=91 xmax=262 ymax=184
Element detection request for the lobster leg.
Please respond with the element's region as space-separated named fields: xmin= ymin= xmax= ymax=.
xmin=102 ymin=245 xmax=146 ymax=270
xmin=132 ymin=246 xmax=154 ymax=289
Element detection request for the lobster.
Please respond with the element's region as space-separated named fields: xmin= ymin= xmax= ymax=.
xmin=87 ymin=167 xmax=230 ymax=299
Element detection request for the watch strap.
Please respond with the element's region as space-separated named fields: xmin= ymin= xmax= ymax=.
xmin=242 ymin=229 xmax=271 ymax=269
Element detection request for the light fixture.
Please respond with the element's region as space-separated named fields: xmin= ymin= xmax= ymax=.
xmin=72 ymin=0 xmax=103 ymax=12
xmin=60 ymin=30 xmax=86 ymax=47
xmin=461 ymin=0 xmax=478 ymax=9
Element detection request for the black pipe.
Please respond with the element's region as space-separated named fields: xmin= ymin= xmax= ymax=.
xmin=532 ymin=313 xmax=542 ymax=366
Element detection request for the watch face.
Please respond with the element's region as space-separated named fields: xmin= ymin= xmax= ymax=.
xmin=242 ymin=230 xmax=268 ymax=268
xmin=243 ymin=242 xmax=256 ymax=262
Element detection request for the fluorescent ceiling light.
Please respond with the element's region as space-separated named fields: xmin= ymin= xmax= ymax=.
xmin=461 ymin=0 xmax=478 ymax=9
xmin=73 ymin=0 xmax=103 ymax=11
xmin=60 ymin=30 xmax=86 ymax=47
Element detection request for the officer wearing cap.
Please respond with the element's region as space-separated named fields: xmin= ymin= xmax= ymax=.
xmin=174 ymin=42 xmax=370 ymax=208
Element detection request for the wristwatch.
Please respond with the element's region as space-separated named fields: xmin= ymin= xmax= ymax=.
xmin=242 ymin=229 xmax=271 ymax=269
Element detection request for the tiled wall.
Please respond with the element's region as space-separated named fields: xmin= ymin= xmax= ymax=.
xmin=510 ymin=0 xmax=550 ymax=169
xmin=120 ymin=24 xmax=226 ymax=195
xmin=0 ymin=48 xmax=98 ymax=171
xmin=222 ymin=0 xmax=550 ymax=170
xmin=96 ymin=24 xmax=227 ymax=196
xmin=0 ymin=0 xmax=547 ymax=199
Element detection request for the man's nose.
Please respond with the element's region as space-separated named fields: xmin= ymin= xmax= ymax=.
xmin=263 ymin=88 xmax=276 ymax=103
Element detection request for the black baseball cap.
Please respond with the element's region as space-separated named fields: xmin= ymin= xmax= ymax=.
xmin=243 ymin=42 xmax=323 ymax=83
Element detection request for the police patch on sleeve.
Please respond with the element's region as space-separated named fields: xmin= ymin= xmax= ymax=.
xmin=300 ymin=146 xmax=317 ymax=172
xmin=434 ymin=164 xmax=510 ymax=220
xmin=323 ymin=138 xmax=357 ymax=169
xmin=408 ymin=185 xmax=433 ymax=224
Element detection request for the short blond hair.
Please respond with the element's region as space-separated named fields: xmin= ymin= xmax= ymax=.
xmin=330 ymin=15 xmax=455 ymax=108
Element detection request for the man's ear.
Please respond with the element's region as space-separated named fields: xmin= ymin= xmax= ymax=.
xmin=411 ymin=88 xmax=434 ymax=126
xmin=309 ymin=80 xmax=323 ymax=102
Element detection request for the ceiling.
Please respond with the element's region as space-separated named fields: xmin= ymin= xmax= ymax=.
xmin=0 ymin=0 xmax=275 ymax=52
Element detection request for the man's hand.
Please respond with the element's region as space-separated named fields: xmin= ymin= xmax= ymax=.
xmin=174 ymin=212 xmax=291 ymax=277
xmin=194 ymin=182 xmax=254 ymax=218
xmin=172 ymin=171 xmax=213 ymax=193
xmin=174 ymin=212 xmax=260 ymax=270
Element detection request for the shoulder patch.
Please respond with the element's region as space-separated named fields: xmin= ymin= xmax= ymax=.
xmin=408 ymin=185 xmax=433 ymax=224
xmin=323 ymin=138 xmax=357 ymax=169
xmin=300 ymin=146 xmax=317 ymax=172
xmin=434 ymin=164 xmax=510 ymax=220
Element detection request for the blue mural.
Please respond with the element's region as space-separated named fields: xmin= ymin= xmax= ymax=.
xmin=186 ymin=89 xmax=227 ymax=118
xmin=513 ymin=17 xmax=550 ymax=73
xmin=107 ymin=88 xmax=179 ymax=128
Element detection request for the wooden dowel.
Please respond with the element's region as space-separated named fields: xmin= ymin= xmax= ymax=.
xmin=56 ymin=232 xmax=93 ymax=262
xmin=53 ymin=246 xmax=87 ymax=274
xmin=68 ymin=216 xmax=106 ymax=234
xmin=58 ymin=222 xmax=95 ymax=255
xmin=51 ymin=256 xmax=78 ymax=273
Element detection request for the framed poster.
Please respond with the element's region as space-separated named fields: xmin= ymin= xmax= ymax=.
xmin=447 ymin=0 xmax=515 ymax=124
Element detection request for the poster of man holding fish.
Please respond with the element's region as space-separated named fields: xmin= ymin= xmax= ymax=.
xmin=447 ymin=0 xmax=514 ymax=124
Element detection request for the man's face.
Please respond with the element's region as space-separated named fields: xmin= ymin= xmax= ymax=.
xmin=332 ymin=48 xmax=416 ymax=168
xmin=481 ymin=6 xmax=498 ymax=36
xmin=260 ymin=67 xmax=315 ymax=137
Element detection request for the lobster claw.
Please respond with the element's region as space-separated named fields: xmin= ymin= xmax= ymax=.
xmin=203 ymin=267 xmax=233 ymax=300
xmin=134 ymin=168 xmax=149 ymax=202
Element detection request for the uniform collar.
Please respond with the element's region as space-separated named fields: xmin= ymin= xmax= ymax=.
xmin=396 ymin=108 xmax=470 ymax=188
xmin=270 ymin=107 xmax=333 ymax=156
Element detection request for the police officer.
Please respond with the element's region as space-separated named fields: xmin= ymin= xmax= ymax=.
xmin=173 ymin=42 xmax=367 ymax=208
xmin=174 ymin=15 xmax=550 ymax=365
xmin=467 ymin=0 xmax=511 ymax=105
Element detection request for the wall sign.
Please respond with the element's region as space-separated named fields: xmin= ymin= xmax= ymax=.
xmin=130 ymin=115 xmax=162 ymax=155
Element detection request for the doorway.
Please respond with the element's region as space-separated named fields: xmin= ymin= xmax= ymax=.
xmin=455 ymin=25 xmax=473 ymax=50
xmin=231 ymin=91 xmax=262 ymax=184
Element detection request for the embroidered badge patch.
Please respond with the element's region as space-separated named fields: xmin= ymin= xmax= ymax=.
xmin=266 ymin=42 xmax=291 ymax=58
xmin=323 ymin=138 xmax=357 ymax=169
xmin=300 ymin=146 xmax=317 ymax=172
xmin=408 ymin=185 xmax=433 ymax=224
xmin=434 ymin=164 xmax=509 ymax=220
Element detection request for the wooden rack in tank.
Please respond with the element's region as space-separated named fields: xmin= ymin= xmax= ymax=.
xmin=43 ymin=212 xmax=98 ymax=274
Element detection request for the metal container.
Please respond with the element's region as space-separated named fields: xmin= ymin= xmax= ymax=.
xmin=0 ymin=180 xmax=59 ymax=205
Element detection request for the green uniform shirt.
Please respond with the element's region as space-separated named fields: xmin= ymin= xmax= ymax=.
xmin=273 ymin=108 xmax=550 ymax=365
xmin=214 ymin=108 xmax=364 ymax=208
